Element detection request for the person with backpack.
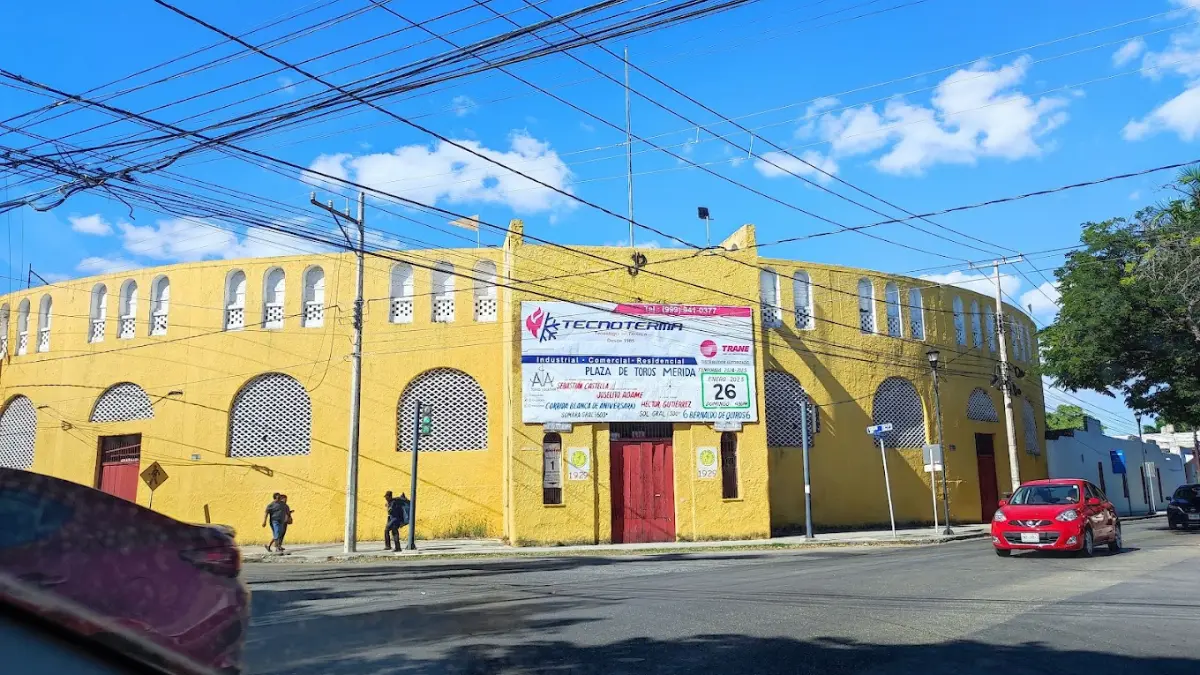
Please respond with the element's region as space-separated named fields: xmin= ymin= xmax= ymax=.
xmin=383 ymin=491 xmax=411 ymax=552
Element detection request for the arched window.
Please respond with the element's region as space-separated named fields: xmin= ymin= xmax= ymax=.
xmin=16 ymin=299 xmax=29 ymax=356
xmin=908 ymin=287 xmax=925 ymax=340
xmin=759 ymin=268 xmax=781 ymax=328
xmin=224 ymin=270 xmax=246 ymax=331
xmin=984 ymin=305 xmax=997 ymax=352
xmin=150 ymin=276 xmax=169 ymax=336
xmin=262 ymin=267 xmax=285 ymax=329
xmin=228 ymin=373 xmax=312 ymax=457
xmin=970 ymin=300 xmax=982 ymax=349
xmin=0 ymin=395 xmax=37 ymax=470
xmin=720 ymin=432 xmax=739 ymax=499
xmin=542 ymin=433 xmax=563 ymax=505
xmin=857 ymin=278 xmax=875 ymax=334
xmin=792 ymin=271 xmax=813 ymax=330
xmin=431 ymin=262 xmax=455 ymax=323
xmin=397 ymin=368 xmax=487 ymax=451
xmin=952 ymin=296 xmax=966 ymax=346
xmin=884 ymin=282 xmax=902 ymax=337
xmin=1010 ymin=318 xmax=1023 ymax=361
xmin=36 ymin=295 xmax=51 ymax=353
xmin=119 ymin=280 xmax=138 ymax=340
xmin=966 ymin=387 xmax=999 ymax=422
xmin=389 ymin=263 xmax=414 ymax=324
xmin=1027 ymin=325 xmax=1038 ymax=362
xmin=89 ymin=284 xmax=107 ymax=343
xmin=764 ymin=370 xmax=819 ymax=448
xmin=302 ymin=266 xmax=325 ymax=328
xmin=1022 ymin=398 xmax=1040 ymax=455
xmin=473 ymin=260 xmax=497 ymax=322
xmin=90 ymin=383 xmax=155 ymax=422
xmin=0 ymin=303 xmax=9 ymax=357
xmin=872 ymin=377 xmax=926 ymax=449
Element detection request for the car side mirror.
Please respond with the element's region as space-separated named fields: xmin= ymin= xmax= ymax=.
xmin=998 ymin=499 xmax=1008 ymax=507
xmin=1087 ymin=497 xmax=1101 ymax=506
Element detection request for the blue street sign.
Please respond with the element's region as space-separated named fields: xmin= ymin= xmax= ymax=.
xmin=866 ymin=423 xmax=893 ymax=437
xmin=1109 ymin=449 xmax=1127 ymax=475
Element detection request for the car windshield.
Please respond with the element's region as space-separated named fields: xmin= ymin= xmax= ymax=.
xmin=1176 ymin=486 xmax=1200 ymax=499
xmin=1010 ymin=485 xmax=1080 ymax=505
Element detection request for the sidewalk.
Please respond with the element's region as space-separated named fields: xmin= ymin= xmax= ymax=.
xmin=241 ymin=523 xmax=990 ymax=564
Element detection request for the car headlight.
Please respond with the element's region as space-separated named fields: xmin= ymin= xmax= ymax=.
xmin=993 ymin=510 xmax=1007 ymax=522
xmin=1056 ymin=509 xmax=1079 ymax=522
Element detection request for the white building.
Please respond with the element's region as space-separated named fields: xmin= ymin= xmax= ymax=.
xmin=1046 ymin=417 xmax=1189 ymax=516
xmin=1140 ymin=425 xmax=1199 ymax=484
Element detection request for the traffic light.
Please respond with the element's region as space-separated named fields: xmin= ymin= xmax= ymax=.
xmin=419 ymin=404 xmax=433 ymax=437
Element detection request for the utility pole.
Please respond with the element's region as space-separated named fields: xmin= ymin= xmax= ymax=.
xmin=1137 ymin=414 xmax=1153 ymax=514
xmin=310 ymin=191 xmax=366 ymax=553
xmin=800 ymin=398 xmax=813 ymax=539
xmin=927 ymin=350 xmax=953 ymax=535
xmin=980 ymin=257 xmax=1025 ymax=492
xmin=624 ymin=45 xmax=634 ymax=248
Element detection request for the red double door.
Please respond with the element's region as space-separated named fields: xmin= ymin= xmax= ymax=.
xmin=610 ymin=440 xmax=676 ymax=543
xmin=97 ymin=434 xmax=142 ymax=502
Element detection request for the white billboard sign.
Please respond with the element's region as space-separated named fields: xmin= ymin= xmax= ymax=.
xmin=521 ymin=302 xmax=758 ymax=424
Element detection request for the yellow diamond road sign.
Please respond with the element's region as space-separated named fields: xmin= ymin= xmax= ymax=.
xmin=140 ymin=461 xmax=168 ymax=491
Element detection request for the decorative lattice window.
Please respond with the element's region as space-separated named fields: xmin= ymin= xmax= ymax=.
xmin=952 ymin=296 xmax=966 ymax=346
xmin=1027 ymin=326 xmax=1038 ymax=362
xmin=390 ymin=263 xmax=414 ymax=324
xmin=764 ymin=370 xmax=819 ymax=448
xmin=16 ymin=333 xmax=28 ymax=356
xmin=303 ymin=266 xmax=325 ymax=328
xmin=970 ymin=300 xmax=982 ymax=349
xmin=884 ymin=282 xmax=902 ymax=337
xmin=119 ymin=317 xmax=136 ymax=340
xmin=35 ymin=295 xmax=51 ymax=353
xmin=0 ymin=304 xmax=8 ymax=358
xmin=858 ymin=278 xmax=875 ymax=333
xmin=474 ymin=260 xmax=498 ymax=322
xmin=1022 ymin=398 xmax=1040 ymax=455
xmin=966 ymin=387 xmax=999 ymax=422
xmin=984 ymin=306 xmax=996 ymax=352
xmin=90 ymin=383 xmax=155 ymax=423
xmin=149 ymin=276 xmax=169 ymax=336
xmin=119 ymin=280 xmax=137 ymax=340
xmin=793 ymin=271 xmax=813 ymax=330
xmin=760 ymin=269 xmax=781 ymax=328
xmin=16 ymin=299 xmax=28 ymax=356
xmin=89 ymin=285 xmax=106 ymax=343
xmin=262 ymin=268 xmax=285 ymax=329
xmin=0 ymin=396 xmax=37 ymax=470
xmin=432 ymin=262 xmax=455 ymax=323
xmin=225 ymin=270 xmax=246 ymax=331
xmin=397 ymin=368 xmax=487 ymax=451
xmin=228 ymin=373 xmax=311 ymax=457
xmin=872 ymin=377 xmax=926 ymax=449
xmin=908 ymin=288 xmax=925 ymax=340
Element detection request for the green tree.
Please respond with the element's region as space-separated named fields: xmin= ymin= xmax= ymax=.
xmin=1046 ymin=404 xmax=1089 ymax=432
xmin=1040 ymin=173 xmax=1200 ymax=425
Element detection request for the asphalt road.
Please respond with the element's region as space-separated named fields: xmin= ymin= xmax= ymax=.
xmin=243 ymin=519 xmax=1200 ymax=674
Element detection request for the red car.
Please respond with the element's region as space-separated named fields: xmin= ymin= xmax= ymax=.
xmin=991 ymin=478 xmax=1122 ymax=557
xmin=0 ymin=468 xmax=249 ymax=673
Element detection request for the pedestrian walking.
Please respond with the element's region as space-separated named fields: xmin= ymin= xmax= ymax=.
xmin=384 ymin=491 xmax=410 ymax=552
xmin=262 ymin=493 xmax=294 ymax=552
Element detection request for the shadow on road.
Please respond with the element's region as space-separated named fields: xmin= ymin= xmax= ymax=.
xmin=248 ymin=632 xmax=1200 ymax=675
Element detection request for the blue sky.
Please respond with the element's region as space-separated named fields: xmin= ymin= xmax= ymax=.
xmin=5 ymin=0 xmax=1200 ymax=433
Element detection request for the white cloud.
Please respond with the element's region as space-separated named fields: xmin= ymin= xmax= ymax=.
xmin=1019 ymin=281 xmax=1060 ymax=323
xmin=919 ymin=270 xmax=1020 ymax=298
xmin=117 ymin=218 xmax=335 ymax=263
xmin=1121 ymin=4 xmax=1200 ymax=142
xmin=752 ymin=150 xmax=838 ymax=182
xmin=304 ymin=131 xmax=575 ymax=213
xmin=69 ymin=214 xmax=113 ymax=236
xmin=77 ymin=256 xmax=138 ymax=274
xmin=795 ymin=57 xmax=1067 ymax=176
xmin=1129 ymin=190 xmax=1142 ymax=200
xmin=450 ymin=95 xmax=477 ymax=117
xmin=1123 ymin=84 xmax=1200 ymax=141
xmin=278 ymin=76 xmax=297 ymax=95
xmin=1112 ymin=38 xmax=1146 ymax=66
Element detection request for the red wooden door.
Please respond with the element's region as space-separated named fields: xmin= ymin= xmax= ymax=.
xmin=975 ymin=433 xmax=999 ymax=521
xmin=610 ymin=440 xmax=675 ymax=543
xmin=98 ymin=434 xmax=141 ymax=502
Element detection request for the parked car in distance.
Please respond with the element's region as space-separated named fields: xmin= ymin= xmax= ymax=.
xmin=1166 ymin=484 xmax=1200 ymax=529
xmin=991 ymin=478 xmax=1122 ymax=557
xmin=0 ymin=468 xmax=249 ymax=673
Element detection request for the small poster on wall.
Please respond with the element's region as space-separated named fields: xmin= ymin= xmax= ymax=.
xmin=567 ymin=447 xmax=591 ymax=481
xmin=696 ymin=447 xmax=718 ymax=480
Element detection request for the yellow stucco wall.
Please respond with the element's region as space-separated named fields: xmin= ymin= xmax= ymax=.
xmin=0 ymin=221 xmax=1045 ymax=545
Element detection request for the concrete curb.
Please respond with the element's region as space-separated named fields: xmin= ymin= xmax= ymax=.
xmin=242 ymin=531 xmax=989 ymax=564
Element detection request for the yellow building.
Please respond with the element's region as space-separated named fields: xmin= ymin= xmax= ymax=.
xmin=0 ymin=223 xmax=1047 ymax=545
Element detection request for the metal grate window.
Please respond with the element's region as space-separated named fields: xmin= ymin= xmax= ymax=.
xmin=885 ymin=282 xmax=902 ymax=337
xmin=793 ymin=271 xmax=813 ymax=330
xmin=764 ymin=370 xmax=819 ymax=448
xmin=1022 ymin=398 xmax=1040 ymax=455
xmin=908 ymin=288 xmax=924 ymax=340
xmin=390 ymin=298 xmax=413 ymax=323
xmin=857 ymin=278 xmax=875 ymax=333
xmin=721 ymin=432 xmax=739 ymax=499
xmin=872 ymin=377 xmax=926 ymax=449
xmin=952 ymin=297 xmax=966 ymax=346
xmin=119 ymin=317 xmax=136 ymax=340
xmin=0 ymin=396 xmax=36 ymax=470
xmin=397 ymin=368 xmax=487 ymax=451
xmin=229 ymin=373 xmax=312 ymax=457
xmin=966 ymin=387 xmax=999 ymax=422
xmin=90 ymin=383 xmax=155 ymax=423
xmin=760 ymin=269 xmax=782 ymax=329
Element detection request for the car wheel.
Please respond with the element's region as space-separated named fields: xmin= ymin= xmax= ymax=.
xmin=994 ymin=548 xmax=1011 ymax=557
xmin=1108 ymin=524 xmax=1122 ymax=553
xmin=1078 ymin=528 xmax=1095 ymax=557
xmin=1168 ymin=520 xmax=1177 ymax=530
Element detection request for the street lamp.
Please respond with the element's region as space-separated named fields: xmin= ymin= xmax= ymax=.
xmin=927 ymin=349 xmax=953 ymax=535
